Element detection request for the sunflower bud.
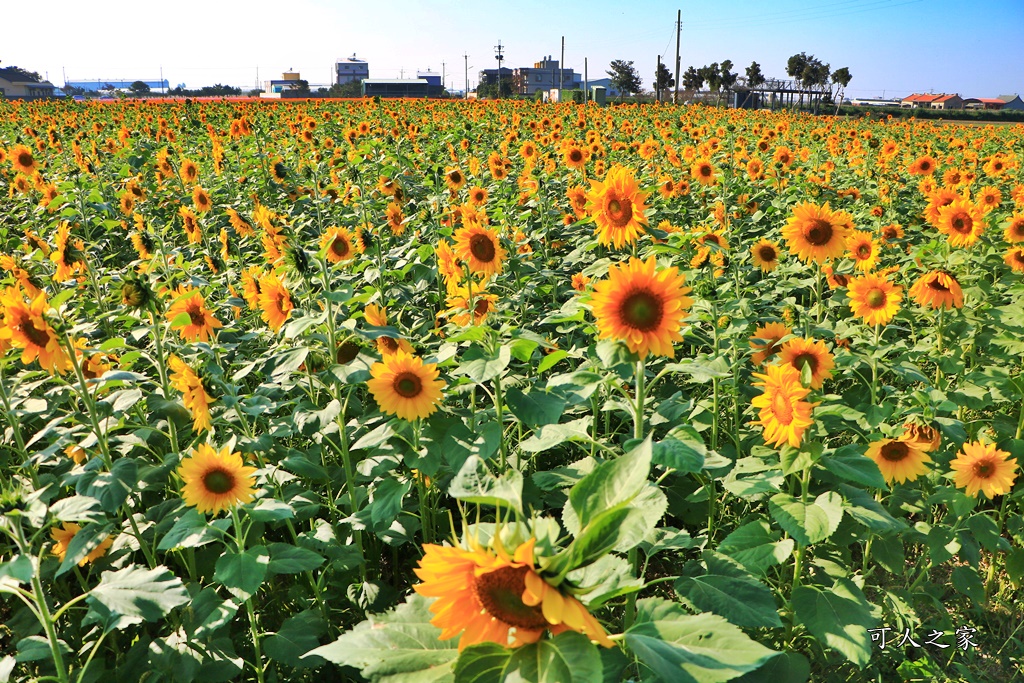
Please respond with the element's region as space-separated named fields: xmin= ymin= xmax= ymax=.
xmin=285 ymin=245 xmax=311 ymax=276
xmin=121 ymin=277 xmax=152 ymax=309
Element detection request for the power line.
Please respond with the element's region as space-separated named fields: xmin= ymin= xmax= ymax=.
xmin=683 ymin=0 xmax=923 ymax=31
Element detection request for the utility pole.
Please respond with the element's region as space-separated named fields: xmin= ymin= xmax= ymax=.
xmin=464 ymin=53 xmax=469 ymax=99
xmin=560 ymin=36 xmax=564 ymax=92
xmin=673 ymin=8 xmax=681 ymax=104
xmin=584 ymin=58 xmax=588 ymax=104
xmin=657 ymin=55 xmax=662 ymax=103
xmin=442 ymin=62 xmax=445 ymax=93
xmin=494 ymin=40 xmax=505 ymax=98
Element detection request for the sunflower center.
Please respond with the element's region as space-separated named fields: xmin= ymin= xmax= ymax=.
xmin=620 ymin=289 xmax=664 ymax=332
xmin=469 ymin=234 xmax=496 ymax=262
xmin=973 ymin=459 xmax=994 ymax=478
xmin=380 ymin=336 xmax=399 ymax=353
xmin=331 ymin=237 xmax=350 ymax=257
xmin=450 ymin=171 xmax=462 ymax=184
xmin=950 ymin=214 xmax=971 ymax=234
xmin=866 ymin=288 xmax=886 ymax=308
xmin=927 ymin=277 xmax=950 ymax=292
xmin=187 ymin=304 xmax=206 ymax=327
xmin=880 ymin=441 xmax=910 ymax=462
xmin=393 ymin=372 xmax=422 ymax=398
xmin=203 ymin=468 xmax=236 ymax=494
xmin=793 ymin=353 xmax=818 ymax=374
xmin=18 ymin=151 xmax=34 ymax=167
xmin=804 ymin=219 xmax=834 ymax=246
xmin=22 ymin=317 xmax=53 ymax=348
xmin=700 ymin=164 xmax=712 ymax=177
xmin=758 ymin=246 xmax=776 ymax=261
xmin=474 ymin=565 xmax=548 ymax=631
xmin=857 ymin=244 xmax=871 ymax=258
xmin=770 ymin=391 xmax=794 ymax=425
xmin=605 ymin=196 xmax=633 ymax=227
xmin=569 ymin=149 xmax=583 ymax=163
xmin=474 ymin=298 xmax=491 ymax=316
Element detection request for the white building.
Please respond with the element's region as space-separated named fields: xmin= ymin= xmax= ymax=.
xmin=336 ymin=55 xmax=369 ymax=85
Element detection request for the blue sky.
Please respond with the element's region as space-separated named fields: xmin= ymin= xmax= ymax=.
xmin=4 ymin=0 xmax=1021 ymax=98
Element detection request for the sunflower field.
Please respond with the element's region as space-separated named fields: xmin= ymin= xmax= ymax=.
xmin=1 ymin=97 xmax=1023 ymax=683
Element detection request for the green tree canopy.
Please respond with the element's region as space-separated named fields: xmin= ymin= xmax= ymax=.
xmin=607 ymin=60 xmax=642 ymax=99
xmin=129 ymin=81 xmax=151 ymax=95
xmin=654 ymin=61 xmax=674 ymax=99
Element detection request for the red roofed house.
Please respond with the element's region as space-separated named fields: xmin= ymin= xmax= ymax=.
xmin=930 ymin=94 xmax=963 ymax=110
xmin=964 ymin=98 xmax=1007 ymax=110
xmin=901 ymin=93 xmax=963 ymax=109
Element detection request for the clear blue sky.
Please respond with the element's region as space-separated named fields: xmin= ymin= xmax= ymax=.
xmin=3 ymin=0 xmax=1021 ymax=97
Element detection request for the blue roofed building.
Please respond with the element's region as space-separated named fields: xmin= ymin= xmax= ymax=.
xmin=65 ymin=79 xmax=169 ymax=93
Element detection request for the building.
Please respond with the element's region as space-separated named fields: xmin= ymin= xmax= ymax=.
xmin=64 ymin=79 xmax=169 ymax=94
xmin=964 ymin=98 xmax=1007 ymax=110
xmin=478 ymin=68 xmax=513 ymax=86
xmin=417 ymin=70 xmax=442 ymax=88
xmin=901 ymin=93 xmax=963 ymax=109
xmin=336 ymin=55 xmax=369 ymax=85
xmin=585 ymin=78 xmax=621 ymax=98
xmin=850 ymin=97 xmax=901 ymax=107
xmin=512 ymin=56 xmax=580 ymax=96
xmin=263 ymin=71 xmax=304 ymax=96
xmin=0 ymin=68 xmax=56 ymax=98
xmin=362 ymin=78 xmax=444 ymax=98
xmin=998 ymin=94 xmax=1024 ymax=110
xmin=930 ymin=94 xmax=963 ymax=110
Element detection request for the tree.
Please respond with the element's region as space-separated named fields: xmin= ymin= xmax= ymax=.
xmin=607 ymin=60 xmax=642 ymax=100
xmin=718 ymin=60 xmax=738 ymax=106
xmin=786 ymin=52 xmax=832 ymax=112
xmin=0 ymin=63 xmax=41 ymax=82
xmin=328 ymin=81 xmax=362 ymax=98
xmin=831 ymin=67 xmax=852 ymax=113
xmin=681 ymin=66 xmax=704 ymax=94
xmin=654 ymin=61 xmax=674 ymax=101
xmin=129 ymin=81 xmax=151 ymax=95
xmin=477 ymin=77 xmax=513 ymax=99
xmin=294 ymin=79 xmax=310 ymax=93
xmin=745 ymin=61 xmax=765 ymax=89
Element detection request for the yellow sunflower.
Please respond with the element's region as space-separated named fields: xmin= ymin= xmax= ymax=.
xmin=907 ymin=155 xmax=937 ymax=176
xmin=750 ymin=363 xmax=814 ymax=449
xmin=51 ymin=523 xmax=113 ymax=566
xmin=385 ymin=201 xmax=405 ymax=235
xmin=865 ymin=438 xmax=931 ymax=485
xmin=847 ymin=272 xmax=902 ymax=326
xmin=192 ymin=186 xmax=212 ymax=213
xmin=169 ymin=355 xmax=213 ymax=432
xmin=1004 ymin=215 xmax=1024 ymax=244
xmin=563 ymin=144 xmax=589 ymax=171
xmin=9 ymin=144 xmax=38 ymax=176
xmin=367 ymin=351 xmax=444 ymax=421
xmin=0 ymin=288 xmax=72 ymax=375
xmin=468 ymin=186 xmax=489 ymax=206
xmin=180 ymin=206 xmax=202 ymax=244
xmin=589 ymin=256 xmax=693 ymax=359
xmin=846 ymin=230 xmax=879 ymax=272
xmin=257 ymin=272 xmax=293 ymax=332
xmin=777 ymin=337 xmax=834 ymax=389
xmin=749 ymin=322 xmax=791 ymax=366
xmin=320 ymin=226 xmax=360 ymax=263
xmin=750 ymin=239 xmax=781 ymax=272
xmin=949 ymin=440 xmax=1018 ymax=499
xmin=454 ymin=223 xmax=506 ymax=277
xmin=691 ymin=158 xmax=717 ymax=186
xmin=909 ymin=271 xmax=964 ymax=310
xmin=445 ymin=286 xmax=498 ymax=326
xmin=435 ymin=238 xmax=464 ymax=293
xmin=1005 ymin=247 xmax=1024 ymax=273
xmin=900 ymin=421 xmax=941 ymax=453
xmin=365 ymin=304 xmax=413 ymax=356
xmin=179 ymin=158 xmax=199 ymax=184
xmin=166 ymin=287 xmax=223 ymax=342
xmin=413 ymin=537 xmax=613 ymax=650
xmin=178 ymin=443 xmax=257 ymax=514
xmin=936 ymin=199 xmax=985 ymax=248
xmin=445 ymin=167 xmax=467 ymax=191
xmin=585 ymin=165 xmax=650 ymax=249
xmin=782 ymin=201 xmax=851 ymax=264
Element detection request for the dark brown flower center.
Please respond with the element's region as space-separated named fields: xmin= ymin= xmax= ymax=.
xmin=474 ymin=298 xmax=491 ymax=316
xmin=758 ymin=246 xmax=776 ymax=261
xmin=700 ymin=164 xmax=712 ymax=177
xmin=605 ymin=196 xmax=632 ymax=226
xmin=203 ymin=468 xmax=235 ymax=494
xmin=792 ymin=353 xmax=818 ymax=375
xmin=187 ymin=303 xmax=207 ymax=327
xmin=620 ymin=289 xmax=664 ymax=331
xmin=927 ymin=277 xmax=950 ymax=292
xmin=569 ymin=149 xmax=583 ymax=163
xmin=393 ymin=372 xmax=422 ymax=398
xmin=880 ymin=441 xmax=910 ymax=462
xmin=474 ymin=565 xmax=548 ymax=630
xmin=469 ymin=234 xmax=496 ymax=262
xmin=331 ymin=237 xmax=350 ymax=257
xmin=973 ymin=459 xmax=994 ymax=478
xmin=380 ymin=336 xmax=399 ymax=353
xmin=22 ymin=317 xmax=52 ymax=348
xmin=449 ymin=171 xmax=463 ymax=184
xmin=950 ymin=213 xmax=971 ymax=234
xmin=804 ymin=219 xmax=834 ymax=246
xmin=857 ymin=244 xmax=871 ymax=258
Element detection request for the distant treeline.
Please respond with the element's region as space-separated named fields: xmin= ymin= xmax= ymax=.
xmin=838 ymin=105 xmax=1024 ymax=123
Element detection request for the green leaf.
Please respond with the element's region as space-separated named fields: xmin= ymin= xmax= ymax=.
xmin=370 ymin=477 xmax=412 ymax=529
xmin=157 ymin=508 xmax=230 ymax=551
xmin=717 ymin=520 xmax=795 ymax=576
xmin=569 ymin=436 xmax=652 ymax=529
xmin=822 ymin=446 xmax=886 ymax=489
xmin=214 ymin=546 xmax=270 ymax=601
xmin=86 ymin=564 xmax=189 ymax=629
xmin=675 ymin=552 xmax=782 ymax=628
xmin=454 ymin=345 xmax=511 ymax=384
xmin=537 ymin=349 xmax=568 ymax=374
xmin=267 ymin=543 xmax=325 ymax=574
xmin=838 ymin=485 xmax=906 ymax=534
xmin=505 ymin=386 xmax=567 ymax=427
xmin=455 ymin=632 xmax=602 ymax=683
xmin=265 ymin=610 xmax=326 ymax=669
xmin=651 ymin=438 xmax=705 ymax=474
xmin=768 ymin=492 xmax=843 ymax=546
xmin=76 ymin=457 xmax=137 ymax=513
xmin=0 ymin=555 xmax=34 ymax=587
xmin=449 ymin=455 xmax=523 ymax=512
xmin=791 ymin=578 xmax=875 ymax=668
xmin=305 ymin=594 xmax=457 ymax=683
xmin=625 ymin=597 xmax=778 ymax=683
xmin=734 ymin=651 xmax=810 ymax=683
xmin=520 ymin=417 xmax=593 ymax=453
xmin=15 ymin=636 xmax=71 ymax=663
xmin=966 ymin=513 xmax=1011 ymax=552
xmin=951 ymin=566 xmax=985 ymax=604
xmin=1005 ymin=548 xmax=1024 ymax=589
xmin=50 ymin=495 xmax=104 ymax=523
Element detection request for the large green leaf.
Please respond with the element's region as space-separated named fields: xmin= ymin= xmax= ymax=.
xmin=267 ymin=543 xmax=325 ymax=574
xmin=306 ymin=594 xmax=457 ymax=683
xmin=717 ymin=520 xmax=795 ymax=576
xmin=454 ymin=345 xmax=511 ymax=384
xmin=821 ymin=446 xmax=886 ymax=489
xmin=265 ymin=610 xmax=326 ymax=669
xmin=454 ymin=632 xmax=602 ymax=683
xmin=734 ymin=651 xmax=810 ymax=683
xmin=675 ymin=552 xmax=782 ymax=629
xmin=76 ymin=457 xmax=137 ymax=513
xmin=569 ymin=436 xmax=652 ymax=529
xmin=651 ymin=438 xmax=705 ymax=474
xmin=214 ymin=546 xmax=270 ymax=600
xmin=85 ymin=564 xmax=189 ymax=630
xmin=768 ymin=492 xmax=843 ymax=546
xmin=449 ymin=455 xmax=523 ymax=513
xmin=625 ymin=598 xmax=778 ymax=683
xmin=157 ymin=508 xmax=231 ymax=551
xmin=505 ymin=387 xmax=567 ymax=427
xmin=791 ymin=578 xmax=875 ymax=668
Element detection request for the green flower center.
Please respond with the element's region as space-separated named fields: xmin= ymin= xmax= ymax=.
xmin=203 ymin=468 xmax=235 ymax=494
xmin=620 ymin=290 xmax=664 ymax=332
xmin=394 ymin=372 xmax=422 ymax=398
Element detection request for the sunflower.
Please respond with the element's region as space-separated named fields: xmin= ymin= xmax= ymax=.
xmin=169 ymin=355 xmax=214 ymax=432
xmin=749 ymin=322 xmax=791 ymax=366
xmin=750 ymin=239 xmax=781 ymax=272
xmin=1005 ymin=247 xmax=1024 ymax=273
xmin=909 ymin=271 xmax=964 ymax=309
xmin=257 ymin=272 xmax=293 ymax=332
xmin=179 ymin=443 xmax=257 ymax=514
xmin=936 ymin=199 xmax=985 ymax=248
xmin=227 ymin=208 xmax=255 ymax=238
xmin=879 ymin=223 xmax=905 ymax=243
xmin=65 ymin=444 xmax=88 ymax=465
xmin=976 ymin=186 xmax=1001 ymax=212
xmin=782 ymin=201 xmax=851 ymax=263
xmin=445 ymin=285 xmax=498 ymax=326
xmin=1004 ymin=215 xmax=1024 ymax=244
xmin=0 ymin=288 xmax=72 ymax=375
xmin=445 ymin=167 xmax=466 ymax=191
xmin=365 ymin=303 xmax=413 ymax=356
xmin=777 ymin=337 xmax=834 ymax=389
xmin=847 ymin=272 xmax=902 ymax=326
xmin=750 ymin=363 xmax=814 ymax=449
xmin=846 ymin=231 xmax=879 ymax=272
xmin=366 ymin=351 xmax=444 ymax=421
xmin=949 ymin=440 xmax=1018 ymax=499
xmin=385 ymin=201 xmax=405 ymax=235
xmin=691 ymin=158 xmax=717 ymax=186
xmin=119 ymin=192 xmax=136 ymax=216
xmin=865 ymin=438 xmax=931 ymax=485
xmin=414 ymin=537 xmax=612 ymax=650
xmin=179 ymin=158 xmax=199 ymax=184
xmin=563 ymin=144 xmax=589 ymax=171
xmin=192 ymin=186 xmax=212 ymax=213
xmin=50 ymin=223 xmax=87 ymax=282
xmin=180 ymin=206 xmax=202 ymax=244
xmin=435 ymin=239 xmax=464 ymax=292
xmin=131 ymin=231 xmax=154 ymax=260
xmin=900 ymin=421 xmax=941 ymax=452
xmin=566 ymin=185 xmax=588 ymax=218
xmin=571 ymin=273 xmax=591 ymax=291
xmin=320 ymin=226 xmax=360 ymax=263
xmin=454 ymin=223 xmax=505 ymax=277
xmin=589 ymin=256 xmax=693 ymax=359
xmin=51 ymin=523 xmax=113 ymax=566
xmin=585 ymin=165 xmax=650 ymax=249
xmin=166 ymin=287 xmax=223 ymax=342
xmin=468 ymin=186 xmax=489 ymax=206
xmin=907 ymin=155 xmax=937 ymax=176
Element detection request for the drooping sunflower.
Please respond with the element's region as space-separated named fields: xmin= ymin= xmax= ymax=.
xmin=585 ymin=165 xmax=650 ymax=249
xmin=9 ymin=145 xmax=38 ymax=175
xmin=180 ymin=206 xmax=202 ymax=244
xmin=1005 ymin=246 xmax=1024 ymax=273
xmin=366 ymin=351 xmax=445 ymax=421
xmin=51 ymin=523 xmax=113 ymax=566
xmin=749 ymin=322 xmax=791 ymax=366
xmin=257 ymin=272 xmax=293 ymax=332
xmin=865 ymin=438 xmax=931 ymax=485
xmin=166 ymin=287 xmax=223 ymax=342
xmin=414 ymin=537 xmax=612 ymax=650
xmin=365 ymin=304 xmax=413 ymax=356
xmin=750 ymin=363 xmax=815 ymax=449
xmin=936 ymin=199 xmax=985 ymax=248
xmin=750 ymin=239 xmax=781 ymax=272
xmin=169 ymin=354 xmax=213 ymax=432
xmin=589 ymin=256 xmax=693 ymax=359
xmin=909 ymin=271 xmax=964 ymax=310
xmin=777 ymin=337 xmax=834 ymax=389
xmin=949 ymin=440 xmax=1018 ymax=499
xmin=320 ymin=226 xmax=360 ymax=263
xmin=0 ymin=288 xmax=72 ymax=375
xmin=846 ymin=230 xmax=879 ymax=272
xmin=900 ymin=421 xmax=941 ymax=452
xmin=50 ymin=222 xmax=87 ymax=282
xmin=847 ymin=272 xmax=902 ymax=326
xmin=454 ymin=223 xmax=506 ymax=277
xmin=385 ymin=201 xmax=405 ymax=235
xmin=445 ymin=285 xmax=498 ymax=326
xmin=785 ymin=201 xmax=851 ymax=263
xmin=435 ymin=238 xmax=464 ymax=293
xmin=179 ymin=443 xmax=257 ymax=514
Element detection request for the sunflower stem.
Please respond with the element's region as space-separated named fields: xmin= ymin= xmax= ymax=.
xmin=935 ymin=307 xmax=945 ymax=388
xmin=147 ymin=306 xmax=180 ymax=459
xmin=870 ymin=323 xmax=881 ymax=405
xmin=14 ymin=521 xmax=70 ymax=683
xmin=232 ymin=509 xmax=266 ymax=683
xmin=414 ymin=420 xmax=435 ymax=545
xmin=0 ymin=365 xmax=39 ymax=489
xmin=985 ymin=493 xmax=1010 ymax=600
xmin=335 ymin=391 xmax=365 ymax=579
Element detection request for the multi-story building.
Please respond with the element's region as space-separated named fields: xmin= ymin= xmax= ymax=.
xmin=336 ymin=55 xmax=369 ymax=85
xmin=478 ymin=68 xmax=513 ymax=87
xmin=512 ymin=56 xmax=580 ymax=96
